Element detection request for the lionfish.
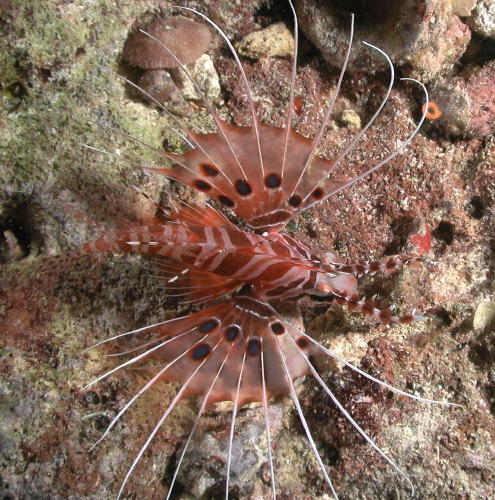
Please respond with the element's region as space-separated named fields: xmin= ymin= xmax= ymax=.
xmin=78 ymin=2 xmax=457 ymax=498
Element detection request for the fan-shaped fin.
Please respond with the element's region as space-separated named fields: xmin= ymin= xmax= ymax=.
xmin=86 ymin=12 xmax=429 ymax=239
xmin=90 ymin=292 xmax=457 ymax=500
xmin=165 ymin=297 xmax=315 ymax=404
xmin=90 ymin=297 xmax=314 ymax=406
xmin=150 ymin=121 xmax=349 ymax=233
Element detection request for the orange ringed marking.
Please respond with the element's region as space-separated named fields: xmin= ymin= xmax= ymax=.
xmin=422 ymin=101 xmax=442 ymax=120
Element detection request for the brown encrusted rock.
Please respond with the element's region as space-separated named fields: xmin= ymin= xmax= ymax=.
xmin=467 ymin=0 xmax=495 ymax=38
xmin=428 ymin=60 xmax=495 ymax=138
xmin=123 ymin=16 xmax=215 ymax=113
xmin=123 ymin=17 xmax=211 ymax=69
xmin=463 ymin=60 xmax=495 ymax=137
xmin=295 ymin=0 xmax=470 ymax=81
xmin=404 ymin=14 xmax=471 ymax=82
xmin=294 ymin=0 xmax=432 ymax=72
xmin=169 ymin=54 xmax=221 ymax=103
xmin=473 ymin=302 xmax=495 ymax=333
xmin=452 ymin=0 xmax=477 ymax=17
xmin=428 ymin=82 xmax=471 ymax=137
xmin=136 ymin=69 xmax=190 ymax=115
xmin=177 ymin=403 xmax=284 ymax=498
xmin=236 ymin=22 xmax=295 ymax=60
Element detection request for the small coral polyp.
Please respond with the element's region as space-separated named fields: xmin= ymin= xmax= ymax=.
xmin=80 ymin=2 xmax=457 ymax=498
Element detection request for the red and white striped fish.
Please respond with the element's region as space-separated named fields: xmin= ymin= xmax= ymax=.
xmin=81 ymin=3 xmax=458 ymax=499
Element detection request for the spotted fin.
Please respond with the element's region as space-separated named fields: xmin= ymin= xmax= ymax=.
xmin=150 ymin=122 xmax=349 ymax=233
xmin=84 ymin=297 xmax=314 ymax=455
xmin=137 ymin=6 xmax=429 ymax=237
xmin=86 ymin=292 xmax=456 ymax=499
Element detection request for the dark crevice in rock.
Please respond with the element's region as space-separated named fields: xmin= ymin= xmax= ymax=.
xmin=433 ymin=220 xmax=455 ymax=245
xmin=467 ymin=195 xmax=485 ymax=219
xmin=0 ymin=196 xmax=44 ymax=263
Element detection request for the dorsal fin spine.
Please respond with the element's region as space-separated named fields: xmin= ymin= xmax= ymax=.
xmin=290 ymin=14 xmax=355 ymax=201
xmin=178 ymin=7 xmax=266 ymax=184
xmin=281 ymin=0 xmax=298 ymax=182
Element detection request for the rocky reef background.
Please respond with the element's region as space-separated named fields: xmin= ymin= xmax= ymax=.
xmin=1 ymin=0 xmax=494 ymax=498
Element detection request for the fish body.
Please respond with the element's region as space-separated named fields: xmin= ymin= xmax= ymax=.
xmin=79 ymin=4 xmax=457 ymax=499
xmin=83 ymin=217 xmax=358 ymax=302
